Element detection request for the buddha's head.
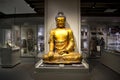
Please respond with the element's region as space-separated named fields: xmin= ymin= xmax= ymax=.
xmin=55 ymin=12 xmax=66 ymax=28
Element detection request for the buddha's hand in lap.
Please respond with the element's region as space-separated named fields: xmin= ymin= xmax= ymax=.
xmin=48 ymin=51 xmax=54 ymax=58
xmin=58 ymin=49 xmax=68 ymax=55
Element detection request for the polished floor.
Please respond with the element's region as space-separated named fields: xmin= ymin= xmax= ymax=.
xmin=0 ymin=58 xmax=120 ymax=80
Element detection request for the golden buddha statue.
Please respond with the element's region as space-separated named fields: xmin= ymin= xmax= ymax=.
xmin=43 ymin=12 xmax=82 ymax=64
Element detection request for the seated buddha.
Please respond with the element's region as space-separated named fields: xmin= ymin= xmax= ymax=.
xmin=43 ymin=12 xmax=82 ymax=64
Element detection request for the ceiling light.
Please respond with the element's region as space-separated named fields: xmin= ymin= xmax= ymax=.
xmin=104 ymin=9 xmax=117 ymax=12
xmin=27 ymin=4 xmax=30 ymax=7
xmin=92 ymin=3 xmax=96 ymax=8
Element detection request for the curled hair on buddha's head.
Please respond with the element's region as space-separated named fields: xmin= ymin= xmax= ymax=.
xmin=55 ymin=12 xmax=66 ymax=21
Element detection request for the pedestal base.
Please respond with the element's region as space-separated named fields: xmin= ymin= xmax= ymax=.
xmin=1 ymin=60 xmax=21 ymax=68
xmin=35 ymin=59 xmax=89 ymax=73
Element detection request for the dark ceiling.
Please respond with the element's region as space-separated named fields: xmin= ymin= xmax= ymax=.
xmin=81 ymin=0 xmax=120 ymax=17
xmin=0 ymin=0 xmax=120 ymax=18
xmin=24 ymin=0 xmax=120 ymax=17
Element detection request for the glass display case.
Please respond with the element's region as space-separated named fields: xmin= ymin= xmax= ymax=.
xmin=37 ymin=25 xmax=44 ymax=53
xmin=80 ymin=24 xmax=120 ymax=58
xmin=36 ymin=25 xmax=45 ymax=61
xmin=81 ymin=25 xmax=89 ymax=54
xmin=89 ymin=26 xmax=106 ymax=58
xmin=0 ymin=24 xmax=45 ymax=58
xmin=0 ymin=26 xmax=20 ymax=49
xmin=107 ymin=26 xmax=120 ymax=53
xmin=0 ymin=26 xmax=21 ymax=67
xmin=0 ymin=28 xmax=12 ymax=47
xmin=20 ymin=25 xmax=37 ymax=57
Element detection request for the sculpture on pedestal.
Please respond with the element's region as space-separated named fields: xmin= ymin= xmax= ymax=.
xmin=43 ymin=12 xmax=82 ymax=64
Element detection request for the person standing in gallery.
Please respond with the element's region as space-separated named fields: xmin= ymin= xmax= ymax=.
xmin=90 ymin=37 xmax=97 ymax=57
xmin=99 ymin=37 xmax=105 ymax=54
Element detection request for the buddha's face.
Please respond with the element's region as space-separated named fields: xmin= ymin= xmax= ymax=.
xmin=56 ymin=17 xmax=65 ymax=28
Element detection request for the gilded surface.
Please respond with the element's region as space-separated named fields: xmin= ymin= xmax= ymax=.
xmin=43 ymin=12 xmax=82 ymax=64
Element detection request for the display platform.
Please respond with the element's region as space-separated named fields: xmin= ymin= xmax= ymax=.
xmin=35 ymin=59 xmax=89 ymax=73
xmin=1 ymin=48 xmax=21 ymax=68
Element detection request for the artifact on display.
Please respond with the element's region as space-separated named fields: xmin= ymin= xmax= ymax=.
xmin=43 ymin=12 xmax=82 ymax=64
